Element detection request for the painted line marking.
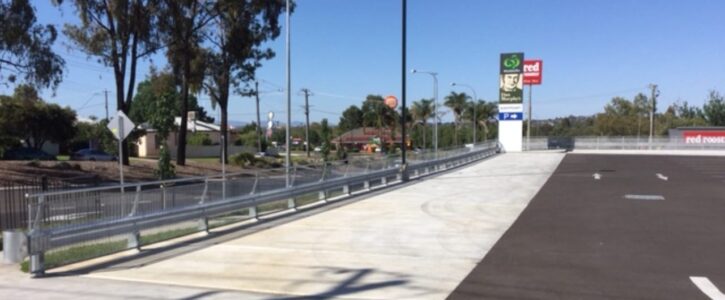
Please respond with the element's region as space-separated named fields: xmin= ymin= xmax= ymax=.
xmin=593 ymin=173 xmax=601 ymax=180
xmin=624 ymin=194 xmax=665 ymax=201
xmin=691 ymin=276 xmax=725 ymax=300
xmin=656 ymin=173 xmax=668 ymax=181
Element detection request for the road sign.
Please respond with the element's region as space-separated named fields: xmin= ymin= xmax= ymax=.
xmin=499 ymin=112 xmax=523 ymax=121
xmin=384 ymin=95 xmax=398 ymax=109
xmin=107 ymin=110 xmax=135 ymax=141
xmin=500 ymin=53 xmax=524 ymax=104
xmin=523 ymin=60 xmax=542 ymax=85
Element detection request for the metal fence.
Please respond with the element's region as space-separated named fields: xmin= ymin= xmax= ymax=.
xmin=23 ymin=142 xmax=498 ymax=275
xmin=524 ymin=136 xmax=725 ymax=151
xmin=0 ymin=175 xmax=100 ymax=232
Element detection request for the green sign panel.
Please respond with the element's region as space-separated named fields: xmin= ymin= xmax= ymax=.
xmin=500 ymin=52 xmax=524 ymax=104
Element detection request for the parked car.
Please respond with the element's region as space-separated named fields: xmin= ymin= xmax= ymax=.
xmin=2 ymin=148 xmax=56 ymax=160
xmin=71 ymin=149 xmax=117 ymax=161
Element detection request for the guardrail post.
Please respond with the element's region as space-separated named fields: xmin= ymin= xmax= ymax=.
xmin=127 ymin=229 xmax=140 ymax=250
xmin=343 ymin=184 xmax=350 ymax=195
xmin=30 ymin=251 xmax=45 ymax=277
xmin=381 ymin=174 xmax=388 ymax=186
xmin=198 ymin=215 xmax=209 ymax=233
xmin=318 ymin=190 xmax=327 ymax=202
xmin=248 ymin=205 xmax=258 ymax=219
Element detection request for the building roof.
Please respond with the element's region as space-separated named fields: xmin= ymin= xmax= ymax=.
xmin=139 ymin=117 xmax=224 ymax=132
xmin=333 ymin=127 xmax=405 ymax=144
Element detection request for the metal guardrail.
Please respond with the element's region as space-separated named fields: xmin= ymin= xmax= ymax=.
xmin=23 ymin=142 xmax=498 ymax=275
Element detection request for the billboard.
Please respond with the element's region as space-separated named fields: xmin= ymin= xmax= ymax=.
xmin=499 ymin=53 xmax=524 ymax=104
xmin=683 ymin=130 xmax=725 ymax=144
xmin=523 ymin=60 xmax=542 ymax=85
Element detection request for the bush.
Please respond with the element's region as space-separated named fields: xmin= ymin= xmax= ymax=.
xmin=187 ymin=132 xmax=213 ymax=146
xmin=231 ymin=152 xmax=257 ymax=167
xmin=53 ymin=162 xmax=82 ymax=171
xmin=155 ymin=146 xmax=176 ymax=179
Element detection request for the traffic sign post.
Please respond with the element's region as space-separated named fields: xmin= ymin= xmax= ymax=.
xmin=107 ymin=111 xmax=136 ymax=191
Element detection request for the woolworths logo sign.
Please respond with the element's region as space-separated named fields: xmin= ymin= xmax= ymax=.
xmin=500 ymin=53 xmax=524 ymax=74
xmin=503 ymin=55 xmax=521 ymax=69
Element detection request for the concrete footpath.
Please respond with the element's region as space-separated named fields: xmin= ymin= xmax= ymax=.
xmin=0 ymin=152 xmax=564 ymax=300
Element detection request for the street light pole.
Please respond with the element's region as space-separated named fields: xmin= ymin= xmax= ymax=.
xmin=451 ymin=83 xmax=478 ymax=146
xmin=411 ymin=69 xmax=438 ymax=157
xmin=285 ymin=0 xmax=291 ymax=187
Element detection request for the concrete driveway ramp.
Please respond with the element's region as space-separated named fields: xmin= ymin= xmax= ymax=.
xmin=88 ymin=153 xmax=565 ymax=299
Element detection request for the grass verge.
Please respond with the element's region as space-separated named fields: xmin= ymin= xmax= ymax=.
xmin=20 ymin=240 xmax=128 ymax=272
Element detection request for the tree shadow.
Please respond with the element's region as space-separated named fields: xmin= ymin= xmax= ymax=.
xmin=268 ymin=267 xmax=409 ymax=300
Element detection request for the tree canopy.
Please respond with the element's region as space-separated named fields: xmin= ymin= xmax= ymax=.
xmin=0 ymin=0 xmax=64 ymax=90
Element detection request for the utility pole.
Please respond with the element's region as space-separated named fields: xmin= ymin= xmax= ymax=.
xmin=254 ymin=81 xmax=262 ymax=154
xmin=300 ymin=88 xmax=312 ymax=157
xmin=648 ymin=84 xmax=658 ymax=144
xmin=104 ymin=89 xmax=109 ymax=121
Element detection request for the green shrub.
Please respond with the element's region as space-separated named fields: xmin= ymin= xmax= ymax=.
xmin=231 ymin=152 xmax=256 ymax=167
xmin=187 ymin=132 xmax=213 ymax=146
xmin=155 ymin=146 xmax=175 ymax=179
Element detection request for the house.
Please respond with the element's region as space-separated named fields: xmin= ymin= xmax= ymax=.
xmin=136 ymin=117 xmax=245 ymax=158
xmin=333 ymin=127 xmax=409 ymax=153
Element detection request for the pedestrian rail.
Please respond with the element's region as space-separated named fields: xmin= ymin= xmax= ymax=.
xmin=23 ymin=142 xmax=498 ymax=275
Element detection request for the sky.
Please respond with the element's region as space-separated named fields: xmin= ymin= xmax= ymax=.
xmin=2 ymin=0 xmax=724 ymax=125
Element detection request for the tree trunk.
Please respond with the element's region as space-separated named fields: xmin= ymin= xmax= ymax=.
xmin=220 ymin=104 xmax=228 ymax=164
xmin=176 ymin=57 xmax=190 ymax=166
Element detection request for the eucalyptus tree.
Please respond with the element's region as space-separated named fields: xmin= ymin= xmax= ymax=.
xmin=62 ymin=0 xmax=161 ymax=165
xmin=158 ymin=0 xmax=215 ymax=165
xmin=1 ymin=0 xmax=64 ymax=90
xmin=203 ymin=0 xmax=286 ymax=163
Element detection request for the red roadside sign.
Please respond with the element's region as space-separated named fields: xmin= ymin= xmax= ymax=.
xmin=523 ymin=60 xmax=542 ymax=85
xmin=384 ymin=95 xmax=398 ymax=109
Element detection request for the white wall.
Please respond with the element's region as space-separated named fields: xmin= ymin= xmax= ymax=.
xmin=499 ymin=120 xmax=523 ymax=152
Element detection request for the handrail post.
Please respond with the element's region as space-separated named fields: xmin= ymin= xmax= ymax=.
xmin=128 ymin=185 xmax=141 ymax=217
xmin=198 ymin=178 xmax=210 ymax=232
xmin=249 ymin=172 xmax=259 ymax=195
xmin=29 ymin=195 xmax=45 ymax=277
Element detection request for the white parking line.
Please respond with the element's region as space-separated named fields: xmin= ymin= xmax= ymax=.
xmin=656 ymin=173 xmax=669 ymax=181
xmin=691 ymin=276 xmax=725 ymax=300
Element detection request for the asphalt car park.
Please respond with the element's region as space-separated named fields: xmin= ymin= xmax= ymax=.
xmin=449 ymin=154 xmax=725 ymax=300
